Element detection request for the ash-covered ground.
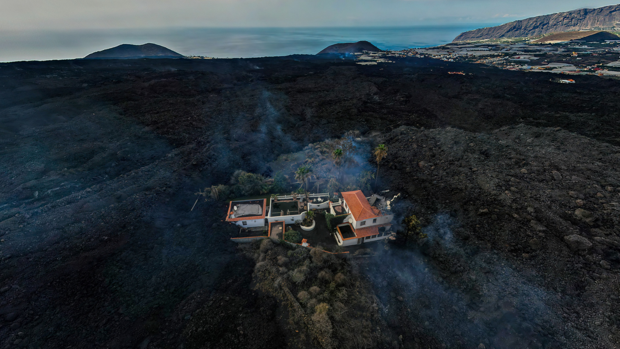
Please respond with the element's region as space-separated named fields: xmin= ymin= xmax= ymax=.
xmin=0 ymin=55 xmax=619 ymax=348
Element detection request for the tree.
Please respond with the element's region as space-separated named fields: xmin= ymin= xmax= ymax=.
xmin=357 ymin=170 xmax=375 ymax=193
xmin=332 ymin=148 xmax=343 ymax=180
xmin=374 ymin=144 xmax=388 ymax=190
xmin=295 ymin=166 xmax=313 ymax=203
xmin=327 ymin=178 xmax=341 ymax=199
xmin=401 ymin=214 xmax=426 ymax=246
xmin=230 ymin=170 xmax=269 ymax=196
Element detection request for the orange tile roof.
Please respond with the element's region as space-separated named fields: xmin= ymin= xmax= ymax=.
xmin=225 ymin=199 xmax=267 ymax=222
xmin=341 ymin=190 xmax=382 ymax=221
xmin=353 ymin=223 xmax=392 ymax=238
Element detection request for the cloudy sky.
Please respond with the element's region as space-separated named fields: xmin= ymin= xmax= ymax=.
xmin=3 ymin=0 xmax=617 ymax=31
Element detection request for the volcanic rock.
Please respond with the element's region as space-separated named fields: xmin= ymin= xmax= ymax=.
xmin=564 ymin=234 xmax=592 ymax=251
xmin=574 ymin=208 xmax=595 ymax=223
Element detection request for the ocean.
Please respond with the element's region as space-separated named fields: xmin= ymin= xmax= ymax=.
xmin=0 ymin=25 xmax=494 ymax=63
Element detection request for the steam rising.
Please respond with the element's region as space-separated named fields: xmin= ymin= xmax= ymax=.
xmin=365 ymin=214 xmax=581 ymax=348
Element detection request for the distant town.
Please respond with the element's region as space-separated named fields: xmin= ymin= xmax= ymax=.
xmin=356 ymin=30 xmax=620 ymax=79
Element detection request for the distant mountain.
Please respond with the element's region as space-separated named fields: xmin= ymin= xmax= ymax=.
xmin=84 ymin=43 xmax=183 ymax=59
xmin=454 ymin=4 xmax=620 ymax=42
xmin=533 ymin=30 xmax=620 ymax=44
xmin=318 ymin=41 xmax=382 ymax=54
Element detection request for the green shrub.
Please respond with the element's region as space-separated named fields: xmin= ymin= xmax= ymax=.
xmin=260 ymin=239 xmax=274 ymax=253
xmin=318 ymin=269 xmax=333 ymax=283
xmin=277 ymin=256 xmax=289 ymax=266
xmin=336 ymin=287 xmax=348 ymax=301
xmin=334 ymin=273 xmax=346 ymax=285
xmin=314 ymin=302 xmax=329 ymax=315
xmin=290 ymin=267 xmax=306 ymax=284
xmin=284 ymin=230 xmax=303 ymax=244
xmin=309 ymin=286 xmax=321 ymax=296
xmin=306 ymin=299 xmax=318 ymax=312
xmin=325 ymin=213 xmax=335 ymax=231
xmin=297 ymin=291 xmax=310 ymax=303
xmin=310 ymin=247 xmax=325 ymax=265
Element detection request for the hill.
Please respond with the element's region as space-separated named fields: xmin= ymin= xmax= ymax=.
xmin=318 ymin=41 xmax=382 ymax=54
xmin=533 ymin=30 xmax=620 ymax=43
xmin=84 ymin=43 xmax=183 ymax=59
xmin=454 ymin=4 xmax=620 ymax=42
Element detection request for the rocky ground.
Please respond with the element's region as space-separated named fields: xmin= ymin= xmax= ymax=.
xmin=0 ymin=55 xmax=619 ymax=348
xmin=367 ymin=124 xmax=620 ymax=348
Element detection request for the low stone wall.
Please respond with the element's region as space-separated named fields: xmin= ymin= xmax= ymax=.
xmin=230 ymin=236 xmax=265 ymax=243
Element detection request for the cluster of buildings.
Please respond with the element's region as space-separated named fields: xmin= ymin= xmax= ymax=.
xmin=393 ymin=39 xmax=620 ymax=78
xmin=225 ymin=190 xmax=395 ymax=247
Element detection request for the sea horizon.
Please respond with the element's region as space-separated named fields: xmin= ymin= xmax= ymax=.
xmin=0 ymin=24 xmax=499 ymax=63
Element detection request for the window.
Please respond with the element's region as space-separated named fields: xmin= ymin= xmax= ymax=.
xmin=360 ymin=221 xmax=366 ymax=226
xmin=365 ymin=236 xmax=371 ymax=240
xmin=242 ymin=221 xmax=247 ymax=226
xmin=372 ymin=235 xmax=378 ymax=239
xmin=373 ymin=218 xmax=377 ymax=224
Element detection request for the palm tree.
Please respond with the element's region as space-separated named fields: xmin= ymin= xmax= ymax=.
xmin=374 ymin=144 xmax=388 ymax=190
xmin=295 ymin=166 xmax=312 ymax=203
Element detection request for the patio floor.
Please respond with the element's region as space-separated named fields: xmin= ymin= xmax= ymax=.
xmin=291 ymin=211 xmax=339 ymax=250
xmin=269 ymin=221 xmax=285 ymax=240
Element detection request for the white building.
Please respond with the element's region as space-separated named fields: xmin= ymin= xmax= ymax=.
xmin=225 ymin=199 xmax=267 ymax=228
xmin=267 ymin=195 xmax=306 ymax=224
xmin=333 ymin=190 xmax=394 ymax=246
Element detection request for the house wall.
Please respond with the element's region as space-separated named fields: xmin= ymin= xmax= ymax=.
xmin=352 ymin=214 xmax=393 ymax=229
xmin=361 ymin=234 xmax=390 ymax=243
xmin=334 ymin=231 xmax=343 ymax=245
xmin=339 ymin=233 xmax=391 ymax=246
xmin=341 ymin=238 xmax=359 ymax=247
xmin=308 ymin=201 xmax=330 ymax=210
xmin=234 ymin=219 xmax=265 ymax=228
xmin=267 ymin=211 xmax=306 ymax=224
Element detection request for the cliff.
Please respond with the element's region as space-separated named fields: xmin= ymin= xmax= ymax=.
xmin=454 ymin=4 xmax=620 ymax=42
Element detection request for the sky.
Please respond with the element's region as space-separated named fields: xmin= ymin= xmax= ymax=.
xmin=3 ymin=0 xmax=618 ymax=31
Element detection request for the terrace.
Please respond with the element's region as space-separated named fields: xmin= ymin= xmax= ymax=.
xmin=289 ymin=211 xmax=340 ymax=250
xmin=227 ymin=199 xmax=266 ymax=221
xmin=269 ymin=221 xmax=285 ymax=240
xmin=337 ymin=223 xmax=356 ymax=240
xmin=270 ymin=200 xmax=301 ymax=217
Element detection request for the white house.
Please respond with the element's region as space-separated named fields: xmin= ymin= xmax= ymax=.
xmin=267 ymin=195 xmax=306 ymax=224
xmin=225 ymin=199 xmax=267 ymax=228
xmin=335 ymin=190 xmax=393 ymax=246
